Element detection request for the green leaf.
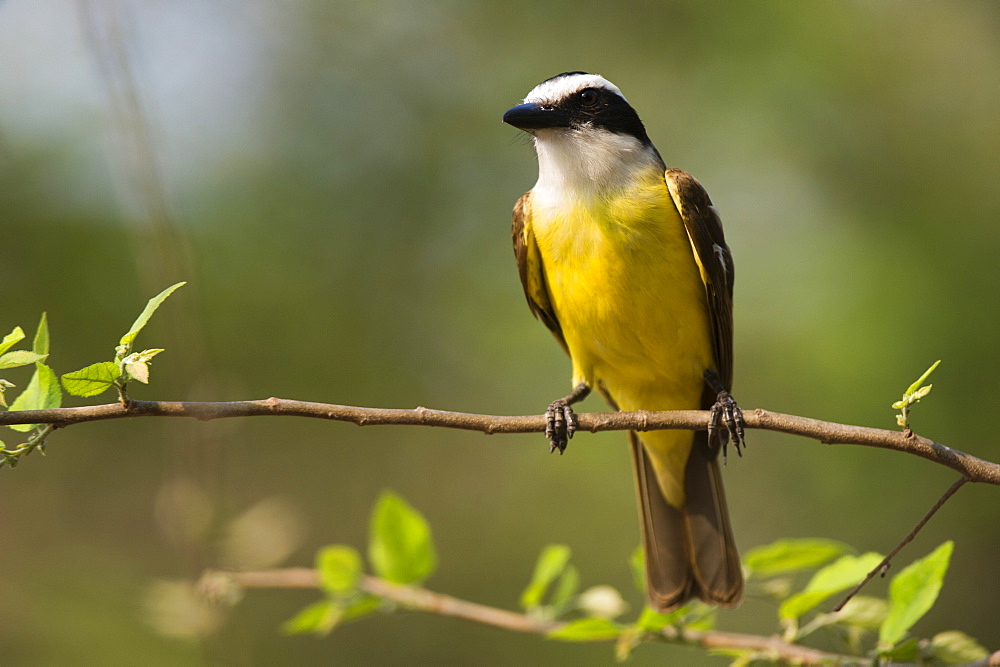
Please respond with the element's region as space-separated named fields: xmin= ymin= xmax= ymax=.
xmin=0 ymin=327 xmax=25 ymax=356
xmin=520 ymin=544 xmax=571 ymax=610
xmin=546 ymin=617 xmax=621 ymax=642
xmin=341 ymin=596 xmax=381 ymax=623
xmin=879 ymin=541 xmax=953 ymax=646
xmin=61 ymin=362 xmax=121 ymax=397
xmin=124 ymin=360 xmax=150 ymax=384
xmin=684 ymin=602 xmax=717 ymax=631
xmin=0 ymin=350 xmax=47 ymax=370
xmin=7 ymin=364 xmax=61 ymax=432
xmin=119 ymin=282 xmax=186 ymax=348
xmin=636 ymin=605 xmax=686 ymax=631
xmin=121 ymin=348 xmax=165 ymax=384
xmin=549 ymin=564 xmax=579 ymax=611
xmin=830 ymin=595 xmax=889 ymax=629
xmin=878 ymin=637 xmax=919 ymax=662
xmin=780 ymin=589 xmax=850 ymax=622
xmin=779 ymin=552 xmax=884 ymax=619
xmin=367 ymin=490 xmax=436 ymax=584
xmin=744 ymin=538 xmax=852 ymax=577
xmin=798 ymin=595 xmax=889 ymax=640
xmin=905 ymin=360 xmax=941 ymax=397
xmin=629 ymin=544 xmax=645 ymax=593
xmin=134 ymin=348 xmax=164 ymax=362
xmin=281 ymin=600 xmax=341 ymax=636
xmin=930 ymin=631 xmax=989 ymax=664
xmin=0 ymin=379 xmax=14 ymax=408
xmin=317 ymin=545 xmax=362 ymax=597
xmin=33 ymin=313 xmax=49 ymax=356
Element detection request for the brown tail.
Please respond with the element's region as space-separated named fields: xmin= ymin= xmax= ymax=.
xmin=630 ymin=430 xmax=743 ymax=611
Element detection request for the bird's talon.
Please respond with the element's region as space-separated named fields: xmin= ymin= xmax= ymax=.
xmin=709 ymin=390 xmax=746 ymax=458
xmin=564 ymin=405 xmax=578 ymax=437
xmin=545 ymin=399 xmax=576 ymax=454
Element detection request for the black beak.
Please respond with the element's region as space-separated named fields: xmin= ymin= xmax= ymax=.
xmin=502 ymin=103 xmax=570 ymax=130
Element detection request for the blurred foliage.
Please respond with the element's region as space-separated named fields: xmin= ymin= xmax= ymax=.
xmin=245 ymin=492 xmax=989 ymax=664
xmin=2 ymin=1 xmax=999 ymax=664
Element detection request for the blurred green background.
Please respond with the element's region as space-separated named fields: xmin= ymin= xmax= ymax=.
xmin=3 ymin=1 xmax=999 ymax=664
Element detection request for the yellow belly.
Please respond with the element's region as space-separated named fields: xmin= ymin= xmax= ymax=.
xmin=531 ymin=180 xmax=713 ymax=506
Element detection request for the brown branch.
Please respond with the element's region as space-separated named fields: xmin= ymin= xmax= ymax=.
xmin=833 ymin=476 xmax=968 ymax=612
xmin=210 ymin=567 xmax=846 ymax=665
xmin=225 ymin=568 xmax=547 ymax=635
xmin=2 ymin=399 xmax=999 ymax=485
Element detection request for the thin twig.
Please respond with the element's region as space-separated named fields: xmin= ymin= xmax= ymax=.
xmin=833 ymin=476 xmax=968 ymax=612
xmin=2 ymin=400 xmax=998 ymax=485
xmin=211 ymin=568 xmax=847 ymax=664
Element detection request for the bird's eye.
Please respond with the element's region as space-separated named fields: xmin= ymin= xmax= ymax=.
xmin=578 ymin=89 xmax=599 ymax=107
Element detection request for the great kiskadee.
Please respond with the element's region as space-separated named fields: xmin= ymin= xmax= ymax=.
xmin=503 ymin=72 xmax=745 ymax=611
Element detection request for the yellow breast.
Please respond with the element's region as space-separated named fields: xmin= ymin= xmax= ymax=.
xmin=531 ymin=177 xmax=713 ymax=409
xmin=530 ymin=177 xmax=713 ymax=505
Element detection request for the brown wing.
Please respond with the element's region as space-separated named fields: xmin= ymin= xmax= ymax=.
xmin=640 ymin=170 xmax=743 ymax=610
xmin=512 ymin=192 xmax=568 ymax=353
xmin=665 ymin=169 xmax=735 ymax=391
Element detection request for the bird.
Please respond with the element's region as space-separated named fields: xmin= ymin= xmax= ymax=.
xmin=502 ymin=72 xmax=745 ymax=611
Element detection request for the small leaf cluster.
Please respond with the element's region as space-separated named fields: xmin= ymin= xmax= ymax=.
xmin=0 ymin=314 xmax=58 ymax=466
xmin=271 ymin=492 xmax=987 ymax=664
xmin=61 ymin=282 xmax=185 ymax=400
xmin=282 ymin=491 xmax=436 ymax=636
xmin=893 ymin=360 xmax=941 ymax=430
xmin=515 ymin=538 xmax=985 ymax=663
xmin=530 ymin=543 xmax=718 ymax=659
xmin=1 ymin=283 xmax=184 ymax=468
xmin=746 ymin=538 xmax=986 ymax=664
xmin=519 ymin=543 xmax=642 ymax=647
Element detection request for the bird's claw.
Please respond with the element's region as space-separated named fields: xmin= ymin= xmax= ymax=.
xmin=708 ymin=390 xmax=746 ymax=464
xmin=545 ymin=399 xmax=577 ymax=454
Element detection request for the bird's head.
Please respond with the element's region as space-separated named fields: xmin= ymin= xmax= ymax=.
xmin=503 ymin=72 xmax=662 ymax=191
xmin=503 ymin=72 xmax=652 ymax=145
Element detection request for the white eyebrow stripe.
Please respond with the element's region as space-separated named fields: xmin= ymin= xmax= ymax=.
xmin=524 ymin=74 xmax=626 ymax=105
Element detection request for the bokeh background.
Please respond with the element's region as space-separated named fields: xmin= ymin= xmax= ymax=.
xmin=2 ymin=1 xmax=999 ymax=664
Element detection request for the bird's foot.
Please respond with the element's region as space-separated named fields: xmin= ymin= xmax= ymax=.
xmin=545 ymin=398 xmax=577 ymax=454
xmin=544 ymin=382 xmax=591 ymax=454
xmin=708 ymin=390 xmax=746 ymax=464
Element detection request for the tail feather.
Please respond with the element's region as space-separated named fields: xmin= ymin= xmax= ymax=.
xmin=631 ymin=432 xmax=693 ymax=608
xmin=630 ymin=431 xmax=743 ymax=611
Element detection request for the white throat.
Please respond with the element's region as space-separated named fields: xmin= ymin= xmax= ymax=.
xmin=532 ymin=128 xmax=663 ymax=199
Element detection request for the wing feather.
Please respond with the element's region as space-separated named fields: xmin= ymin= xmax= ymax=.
xmin=665 ymin=168 xmax=735 ymax=391
xmin=512 ymin=193 xmax=567 ymax=353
